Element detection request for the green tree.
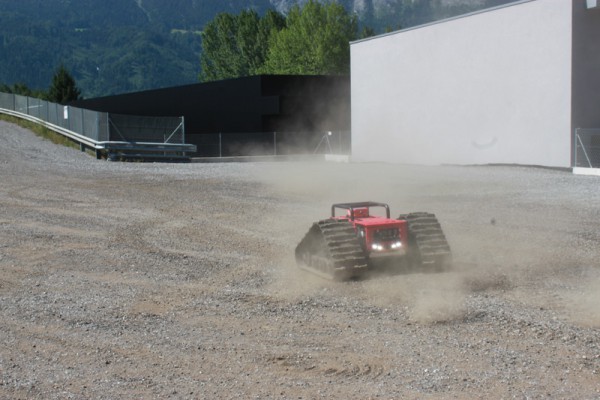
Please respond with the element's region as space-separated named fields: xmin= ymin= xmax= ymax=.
xmin=260 ymin=1 xmax=358 ymax=75
xmin=0 ymin=82 xmax=46 ymax=98
xmin=359 ymin=26 xmax=376 ymax=39
xmin=199 ymin=10 xmax=285 ymax=82
xmin=47 ymin=65 xmax=81 ymax=104
xmin=252 ymin=10 xmax=286 ymax=74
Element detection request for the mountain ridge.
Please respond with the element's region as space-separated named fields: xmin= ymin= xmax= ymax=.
xmin=0 ymin=0 xmax=514 ymax=98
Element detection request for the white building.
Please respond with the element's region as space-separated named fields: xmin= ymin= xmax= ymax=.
xmin=350 ymin=0 xmax=600 ymax=167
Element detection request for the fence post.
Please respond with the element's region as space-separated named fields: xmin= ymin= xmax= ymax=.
xmin=576 ymin=128 xmax=594 ymax=168
xmin=181 ymin=116 xmax=185 ymax=145
xmin=574 ymin=128 xmax=578 ymax=168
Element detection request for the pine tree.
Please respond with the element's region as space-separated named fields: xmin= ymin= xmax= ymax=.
xmin=47 ymin=65 xmax=82 ymax=104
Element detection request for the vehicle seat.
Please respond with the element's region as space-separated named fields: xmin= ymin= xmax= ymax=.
xmin=352 ymin=207 xmax=369 ymax=218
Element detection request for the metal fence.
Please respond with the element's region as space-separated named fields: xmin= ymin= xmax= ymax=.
xmin=1 ymin=93 xmax=111 ymax=142
xmin=108 ymin=114 xmax=184 ymax=144
xmin=0 ymin=91 xmax=193 ymax=159
xmin=194 ymin=130 xmax=351 ymax=158
xmin=574 ymin=128 xmax=600 ymax=168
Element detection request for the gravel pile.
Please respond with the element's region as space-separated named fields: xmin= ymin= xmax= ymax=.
xmin=0 ymin=120 xmax=599 ymax=399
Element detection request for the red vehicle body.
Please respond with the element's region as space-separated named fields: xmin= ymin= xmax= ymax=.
xmin=295 ymin=201 xmax=451 ymax=280
xmin=331 ymin=202 xmax=407 ymax=258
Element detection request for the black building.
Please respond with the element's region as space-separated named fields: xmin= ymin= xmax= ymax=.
xmin=71 ymin=75 xmax=350 ymax=157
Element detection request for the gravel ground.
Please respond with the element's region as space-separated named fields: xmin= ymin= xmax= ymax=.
xmin=1 ymin=120 xmax=600 ymax=399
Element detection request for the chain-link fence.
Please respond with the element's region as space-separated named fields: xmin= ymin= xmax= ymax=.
xmin=108 ymin=114 xmax=184 ymax=144
xmin=2 ymin=93 xmax=110 ymax=142
xmin=194 ymin=130 xmax=351 ymax=157
xmin=574 ymin=128 xmax=600 ymax=168
xmin=0 ymin=92 xmax=190 ymax=157
xmin=2 ymin=91 xmax=355 ymax=160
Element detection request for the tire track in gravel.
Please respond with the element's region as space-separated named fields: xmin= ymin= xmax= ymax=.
xmin=269 ymin=353 xmax=387 ymax=379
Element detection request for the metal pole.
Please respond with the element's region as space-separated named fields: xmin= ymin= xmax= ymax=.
xmin=80 ymin=107 xmax=84 ymax=137
xmin=181 ymin=116 xmax=186 ymax=157
xmin=274 ymin=132 xmax=277 ymax=156
xmin=576 ymin=130 xmax=593 ymax=168
xmin=573 ymin=128 xmax=579 ymax=167
xmin=181 ymin=116 xmax=185 ymax=144
xmin=219 ymin=133 xmax=222 ymax=158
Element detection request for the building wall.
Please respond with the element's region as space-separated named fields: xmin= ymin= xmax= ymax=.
xmin=572 ymin=2 xmax=600 ymax=137
xmin=70 ymin=75 xmax=350 ymax=156
xmin=351 ymin=0 xmax=573 ymax=167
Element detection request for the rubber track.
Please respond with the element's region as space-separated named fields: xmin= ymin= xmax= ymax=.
xmin=402 ymin=212 xmax=452 ymax=270
xmin=295 ymin=219 xmax=368 ymax=280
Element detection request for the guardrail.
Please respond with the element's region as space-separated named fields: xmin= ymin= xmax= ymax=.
xmin=0 ymin=92 xmax=196 ymax=161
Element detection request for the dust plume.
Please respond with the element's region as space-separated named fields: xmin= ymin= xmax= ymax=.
xmin=267 ymin=256 xmax=336 ymax=301
xmin=253 ymin=161 xmax=595 ymax=331
xmin=562 ymin=271 xmax=600 ymax=328
xmin=364 ymin=272 xmax=467 ymax=324
xmin=254 ymin=161 xmax=512 ymax=322
xmin=408 ymin=273 xmax=466 ymax=324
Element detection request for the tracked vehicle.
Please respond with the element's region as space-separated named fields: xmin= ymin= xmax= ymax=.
xmin=295 ymin=202 xmax=451 ymax=280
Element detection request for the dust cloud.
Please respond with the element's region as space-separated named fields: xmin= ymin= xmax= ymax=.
xmin=362 ymin=272 xmax=467 ymax=324
xmin=252 ymin=161 xmax=598 ymax=328
xmin=254 ymin=161 xmax=470 ymax=322
xmin=563 ymin=271 xmax=600 ymax=327
xmin=267 ymin=257 xmax=335 ymax=301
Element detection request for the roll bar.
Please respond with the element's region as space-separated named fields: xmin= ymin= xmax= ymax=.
xmin=331 ymin=201 xmax=391 ymax=220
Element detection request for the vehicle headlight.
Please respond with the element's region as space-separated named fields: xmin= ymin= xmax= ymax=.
xmin=391 ymin=241 xmax=402 ymax=249
xmin=371 ymin=243 xmax=384 ymax=251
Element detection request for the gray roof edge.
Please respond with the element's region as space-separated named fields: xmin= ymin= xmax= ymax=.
xmin=350 ymin=0 xmax=536 ymax=46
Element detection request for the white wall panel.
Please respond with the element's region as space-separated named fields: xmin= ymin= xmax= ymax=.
xmin=351 ymin=0 xmax=573 ymax=167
